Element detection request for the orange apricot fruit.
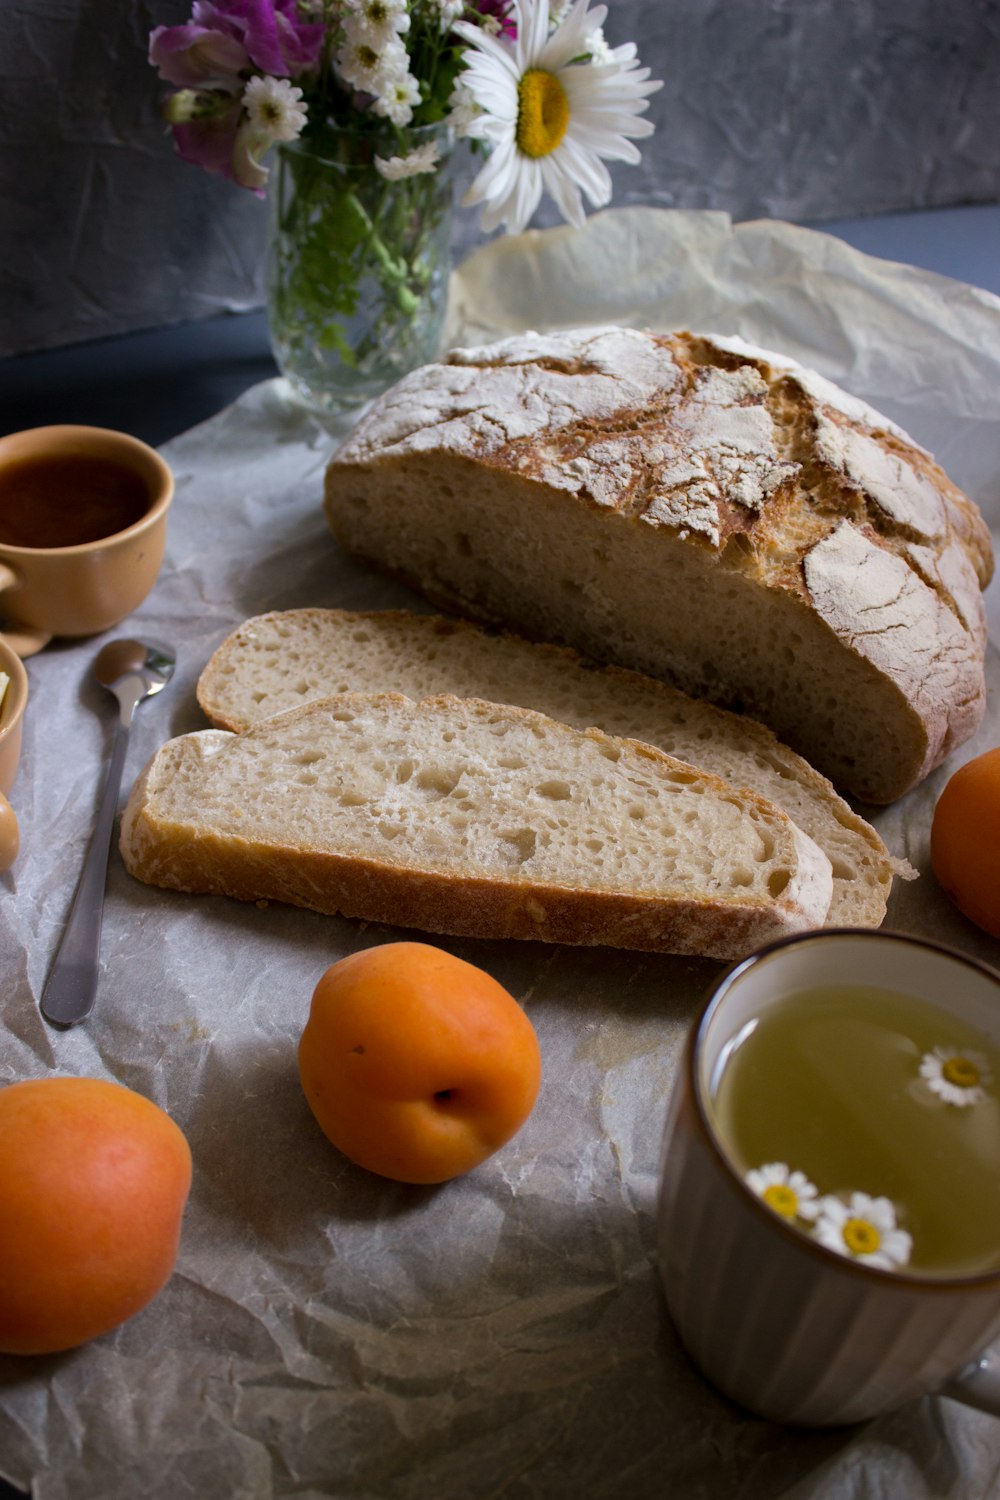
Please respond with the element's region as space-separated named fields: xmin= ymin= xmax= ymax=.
xmin=298 ymin=941 xmax=542 ymax=1184
xmin=0 ymin=1077 xmax=192 ymax=1355
xmin=931 ymin=746 xmax=1000 ymax=939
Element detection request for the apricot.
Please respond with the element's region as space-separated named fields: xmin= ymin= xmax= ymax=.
xmin=298 ymin=942 xmax=542 ymax=1184
xmin=931 ymin=746 xmax=1000 ymax=940
xmin=0 ymin=1077 xmax=192 ymax=1355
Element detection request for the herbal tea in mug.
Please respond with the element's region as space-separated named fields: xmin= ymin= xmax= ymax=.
xmin=659 ymin=933 xmax=1000 ymax=1426
xmin=708 ymin=982 xmax=1000 ymax=1277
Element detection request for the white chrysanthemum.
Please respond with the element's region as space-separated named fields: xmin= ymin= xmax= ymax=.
xmin=453 ymin=0 xmax=662 ymax=234
xmin=584 ymin=26 xmax=613 ymax=63
xmin=432 ymin=0 xmax=465 ymax=31
xmin=372 ymin=70 xmax=422 ymax=126
xmin=814 ymin=1192 xmax=913 ymax=1271
xmin=375 ymin=141 xmax=442 ymax=179
xmin=241 ymin=75 xmax=308 ymax=143
xmin=343 ymin=0 xmax=410 ymax=44
xmin=745 ymin=1162 xmax=820 ymax=1223
xmin=919 ymin=1046 xmax=993 ymax=1107
xmin=336 ymin=29 xmax=409 ymax=95
xmin=448 ymin=76 xmax=483 ymax=136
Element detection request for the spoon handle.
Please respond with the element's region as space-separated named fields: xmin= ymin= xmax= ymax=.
xmin=41 ymin=716 xmax=132 ymax=1028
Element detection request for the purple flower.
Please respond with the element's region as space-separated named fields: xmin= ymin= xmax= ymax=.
xmin=190 ymin=0 xmax=324 ymax=78
xmin=149 ymin=23 xmax=249 ymax=90
xmin=169 ymin=96 xmax=246 ymax=182
xmin=472 ymin=0 xmax=516 ymax=40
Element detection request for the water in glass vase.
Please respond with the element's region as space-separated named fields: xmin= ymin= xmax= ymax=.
xmin=708 ymin=983 xmax=1000 ymax=1277
xmin=266 ymin=123 xmax=455 ymax=415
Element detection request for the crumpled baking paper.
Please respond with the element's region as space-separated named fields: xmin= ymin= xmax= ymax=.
xmin=1 ymin=207 xmax=999 ymax=1500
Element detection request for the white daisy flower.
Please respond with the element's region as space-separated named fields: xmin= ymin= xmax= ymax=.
xmin=336 ymin=31 xmax=409 ymax=95
xmin=241 ymin=76 xmax=308 ymax=144
xmin=343 ymin=0 xmax=411 ymax=44
xmin=375 ymin=141 xmax=442 ymax=179
xmin=745 ymin=1162 xmax=820 ymax=1223
xmin=814 ymin=1192 xmax=913 ymax=1271
xmin=372 ymin=70 xmax=423 ymax=127
xmin=919 ymin=1046 xmax=993 ymax=1107
xmin=452 ymin=0 xmax=662 ymax=234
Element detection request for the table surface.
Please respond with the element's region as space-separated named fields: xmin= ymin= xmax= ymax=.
xmin=0 ymin=202 xmax=997 ymax=1500
xmin=1 ymin=204 xmax=998 ymax=447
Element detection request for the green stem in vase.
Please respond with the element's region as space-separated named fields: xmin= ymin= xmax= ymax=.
xmin=266 ymin=122 xmax=455 ymax=407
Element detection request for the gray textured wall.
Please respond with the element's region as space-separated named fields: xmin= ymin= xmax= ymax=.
xmin=3 ymin=0 xmax=999 ymax=357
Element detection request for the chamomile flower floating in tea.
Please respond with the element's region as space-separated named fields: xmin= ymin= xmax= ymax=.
xmin=745 ymin=1162 xmax=819 ymax=1223
xmin=919 ymin=1046 xmax=993 ymax=1107
xmin=710 ymin=983 xmax=1000 ymax=1277
xmin=813 ymin=1192 xmax=913 ymax=1272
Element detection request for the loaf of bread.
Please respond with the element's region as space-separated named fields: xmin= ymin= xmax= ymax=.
xmin=197 ymin=608 xmax=904 ymax=928
xmin=120 ymin=692 xmax=833 ymax=959
xmin=324 ymin=327 xmax=993 ymax=804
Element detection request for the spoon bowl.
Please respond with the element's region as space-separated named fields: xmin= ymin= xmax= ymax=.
xmin=40 ymin=636 xmax=177 ymax=1028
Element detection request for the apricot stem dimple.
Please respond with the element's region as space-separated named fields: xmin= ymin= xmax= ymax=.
xmin=434 ymin=1088 xmax=456 ymax=1103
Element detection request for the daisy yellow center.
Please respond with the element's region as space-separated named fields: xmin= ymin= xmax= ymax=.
xmin=762 ymin=1183 xmax=799 ymax=1218
xmin=516 ymin=69 xmax=570 ymax=158
xmin=842 ymin=1217 xmax=881 ymax=1257
xmin=943 ymin=1055 xmax=981 ymax=1089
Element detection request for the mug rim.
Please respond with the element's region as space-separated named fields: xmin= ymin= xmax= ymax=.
xmin=689 ymin=926 xmax=1000 ymax=1293
xmin=0 ymin=424 xmax=174 ymax=557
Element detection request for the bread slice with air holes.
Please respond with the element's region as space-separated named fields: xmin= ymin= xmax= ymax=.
xmin=195 ymin=607 xmax=905 ymax=928
xmin=323 ymin=327 xmax=993 ymax=804
xmin=120 ymin=692 xmax=833 ymax=960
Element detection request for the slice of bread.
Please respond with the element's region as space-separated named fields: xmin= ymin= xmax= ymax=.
xmin=121 ymin=692 xmax=833 ymax=960
xmin=323 ymin=327 xmax=992 ymax=803
xmin=196 ymin=608 xmax=902 ymax=928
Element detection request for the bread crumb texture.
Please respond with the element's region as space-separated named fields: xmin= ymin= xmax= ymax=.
xmin=326 ymin=327 xmax=993 ymax=802
xmin=198 ymin=608 xmax=905 ymax=926
xmin=121 ymin=693 xmax=834 ymax=959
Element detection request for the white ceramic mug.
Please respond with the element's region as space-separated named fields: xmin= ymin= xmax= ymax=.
xmin=657 ymin=929 xmax=1000 ymax=1427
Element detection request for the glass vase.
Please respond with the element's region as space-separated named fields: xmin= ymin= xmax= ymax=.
xmin=265 ymin=121 xmax=455 ymax=415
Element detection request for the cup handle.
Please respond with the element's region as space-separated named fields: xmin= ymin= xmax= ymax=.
xmin=0 ymin=624 xmax=51 ymax=658
xmin=942 ymin=1351 xmax=1000 ymax=1418
xmin=0 ymin=561 xmax=51 ymax=657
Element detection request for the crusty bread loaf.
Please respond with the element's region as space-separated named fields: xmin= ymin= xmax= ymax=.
xmin=120 ymin=692 xmax=833 ymax=959
xmin=197 ymin=607 xmax=904 ymax=928
xmin=323 ymin=327 xmax=993 ymax=804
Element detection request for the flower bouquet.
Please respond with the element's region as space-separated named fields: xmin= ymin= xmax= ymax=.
xmin=149 ymin=0 xmax=661 ymax=410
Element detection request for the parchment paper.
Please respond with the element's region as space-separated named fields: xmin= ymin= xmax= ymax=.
xmin=2 ymin=207 xmax=1000 ymax=1500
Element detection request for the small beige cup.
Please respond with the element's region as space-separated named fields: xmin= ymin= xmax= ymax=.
xmin=657 ymin=929 xmax=1000 ymax=1427
xmin=0 ymin=425 xmax=174 ymax=657
xmin=0 ymin=634 xmax=28 ymax=795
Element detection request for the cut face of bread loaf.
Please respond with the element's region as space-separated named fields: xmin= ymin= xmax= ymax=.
xmin=121 ymin=693 xmax=833 ymax=960
xmin=323 ymin=327 xmax=993 ymax=803
xmin=197 ymin=608 xmax=902 ymax=928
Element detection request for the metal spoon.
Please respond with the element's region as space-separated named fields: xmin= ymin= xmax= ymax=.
xmin=41 ymin=637 xmax=176 ymax=1029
